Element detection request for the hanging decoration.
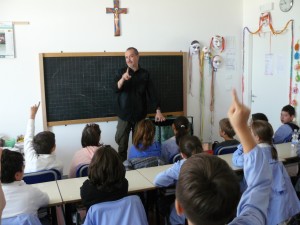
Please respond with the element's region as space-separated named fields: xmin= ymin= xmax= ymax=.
xmin=295 ymin=41 xmax=300 ymax=82
xmin=242 ymin=12 xmax=294 ymax=103
xmin=188 ymin=40 xmax=201 ymax=97
xmin=106 ymin=0 xmax=128 ymax=36
xmin=210 ymin=35 xmax=225 ymax=53
xmin=199 ymin=47 xmax=210 ymax=141
xmin=292 ymin=41 xmax=300 ymax=107
xmin=209 ymin=55 xmax=223 ymax=124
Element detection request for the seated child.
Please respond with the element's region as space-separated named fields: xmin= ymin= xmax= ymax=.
xmin=154 ymin=135 xmax=203 ymax=225
xmin=212 ymin=118 xmax=239 ymax=154
xmin=161 ymin=116 xmax=190 ymax=164
xmin=80 ymin=145 xmax=128 ymax=210
xmin=128 ymin=119 xmax=161 ymax=159
xmin=175 ymin=90 xmax=272 ymax=225
xmin=232 ymin=112 xmax=268 ymax=167
xmin=233 ymin=120 xmax=300 ymax=224
xmin=273 ymin=104 xmax=299 ymax=144
xmin=69 ymin=123 xmax=101 ymax=178
xmin=24 ymin=103 xmax=63 ymax=174
xmin=1 ymin=149 xmax=49 ymax=219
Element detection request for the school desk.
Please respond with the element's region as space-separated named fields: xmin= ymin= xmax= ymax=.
xmin=136 ymin=164 xmax=173 ymax=184
xmin=31 ymin=181 xmax=62 ymax=206
xmin=31 ymin=181 xmax=63 ymax=225
xmin=275 ymin=142 xmax=299 ymax=162
xmin=57 ymin=170 xmax=155 ymax=204
xmin=217 ymin=153 xmax=243 ymax=172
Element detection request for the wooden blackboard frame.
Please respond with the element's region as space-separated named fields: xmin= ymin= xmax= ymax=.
xmin=39 ymin=52 xmax=187 ymax=129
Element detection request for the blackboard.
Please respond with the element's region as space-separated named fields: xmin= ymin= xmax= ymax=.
xmin=39 ymin=52 xmax=186 ymax=127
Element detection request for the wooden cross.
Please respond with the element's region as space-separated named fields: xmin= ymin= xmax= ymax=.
xmin=106 ymin=0 xmax=127 ymax=36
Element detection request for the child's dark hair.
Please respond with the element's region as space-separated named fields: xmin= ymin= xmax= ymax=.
xmin=219 ymin=118 xmax=235 ymax=138
xmin=173 ymin=116 xmax=190 ymax=145
xmin=33 ymin=131 xmax=55 ymax=155
xmin=179 ymin=135 xmax=203 ymax=158
xmin=176 ymin=154 xmax=240 ymax=225
xmin=88 ymin=145 xmax=126 ymax=192
xmin=81 ymin=123 xmax=101 ymax=147
xmin=251 ymin=120 xmax=278 ymax=160
xmin=133 ymin=119 xmax=155 ymax=151
xmin=282 ymin=105 xmax=296 ymax=116
xmin=1 ymin=149 xmax=24 ymax=183
xmin=252 ymin=113 xmax=268 ymax=122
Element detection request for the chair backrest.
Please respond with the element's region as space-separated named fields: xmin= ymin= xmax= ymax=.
xmin=215 ymin=144 xmax=239 ymax=155
xmin=83 ymin=195 xmax=148 ymax=225
xmin=23 ymin=169 xmax=61 ymax=184
xmin=172 ymin=153 xmax=182 ymax=163
xmin=123 ymin=156 xmax=165 ymax=170
xmin=2 ymin=213 xmax=42 ymax=225
xmin=76 ymin=164 xmax=89 ymax=177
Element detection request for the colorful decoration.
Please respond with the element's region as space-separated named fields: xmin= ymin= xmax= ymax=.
xmin=106 ymin=0 xmax=127 ymax=36
xmin=210 ymin=35 xmax=225 ymax=53
xmin=295 ymin=41 xmax=300 ymax=82
xmin=242 ymin=13 xmax=294 ymax=103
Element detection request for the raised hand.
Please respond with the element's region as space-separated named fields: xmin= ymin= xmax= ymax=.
xmin=30 ymin=102 xmax=40 ymax=119
xmin=122 ymin=67 xmax=131 ymax=81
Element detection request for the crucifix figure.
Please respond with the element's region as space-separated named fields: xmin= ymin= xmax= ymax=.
xmin=106 ymin=0 xmax=127 ymax=36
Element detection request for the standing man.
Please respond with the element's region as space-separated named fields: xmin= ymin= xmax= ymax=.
xmin=114 ymin=47 xmax=165 ymax=161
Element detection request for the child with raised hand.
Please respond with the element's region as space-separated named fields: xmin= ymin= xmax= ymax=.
xmin=24 ymin=102 xmax=63 ymax=174
xmin=69 ymin=123 xmax=101 ymax=178
xmin=128 ymin=119 xmax=161 ymax=159
xmin=237 ymin=119 xmax=300 ymax=224
xmin=161 ymin=116 xmax=190 ymax=164
xmin=232 ymin=112 xmax=268 ymax=167
xmin=175 ymin=90 xmax=272 ymax=225
xmin=154 ymin=135 xmax=203 ymax=225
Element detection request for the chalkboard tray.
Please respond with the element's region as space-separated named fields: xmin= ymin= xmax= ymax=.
xmin=39 ymin=52 xmax=186 ymax=128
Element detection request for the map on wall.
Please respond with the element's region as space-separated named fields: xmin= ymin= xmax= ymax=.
xmin=0 ymin=22 xmax=15 ymax=58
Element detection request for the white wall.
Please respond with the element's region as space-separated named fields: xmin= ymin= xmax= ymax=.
xmin=243 ymin=0 xmax=300 ymax=130
xmin=0 ymin=0 xmax=243 ymax=175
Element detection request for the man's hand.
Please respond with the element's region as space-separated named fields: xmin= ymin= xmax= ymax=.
xmin=118 ymin=68 xmax=131 ymax=89
xmin=155 ymin=110 xmax=166 ymax=122
xmin=122 ymin=67 xmax=131 ymax=81
xmin=30 ymin=102 xmax=40 ymax=120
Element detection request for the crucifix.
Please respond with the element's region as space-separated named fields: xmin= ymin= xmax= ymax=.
xmin=106 ymin=0 xmax=127 ymax=36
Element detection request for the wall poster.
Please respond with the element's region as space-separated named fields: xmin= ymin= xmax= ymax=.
xmin=0 ymin=22 xmax=15 ymax=58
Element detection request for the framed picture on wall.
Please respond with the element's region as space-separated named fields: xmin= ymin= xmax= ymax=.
xmin=0 ymin=22 xmax=15 ymax=59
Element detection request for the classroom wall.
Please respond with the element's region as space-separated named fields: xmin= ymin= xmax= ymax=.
xmin=0 ymin=0 xmax=243 ymax=175
xmin=243 ymin=0 xmax=300 ymax=130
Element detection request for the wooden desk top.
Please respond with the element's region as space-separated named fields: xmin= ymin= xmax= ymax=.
xmin=137 ymin=164 xmax=173 ymax=184
xmin=31 ymin=181 xmax=62 ymax=206
xmin=275 ymin=142 xmax=298 ymax=159
xmin=57 ymin=170 xmax=155 ymax=204
xmin=217 ymin=154 xmax=243 ymax=172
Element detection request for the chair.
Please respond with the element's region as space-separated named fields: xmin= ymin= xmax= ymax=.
xmin=172 ymin=153 xmax=182 ymax=163
xmin=2 ymin=213 xmax=42 ymax=225
xmin=23 ymin=169 xmax=62 ymax=184
xmin=83 ymin=195 xmax=148 ymax=225
xmin=215 ymin=144 xmax=239 ymax=155
xmin=76 ymin=164 xmax=89 ymax=177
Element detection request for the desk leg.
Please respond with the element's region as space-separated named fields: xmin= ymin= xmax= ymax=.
xmin=65 ymin=203 xmax=73 ymax=225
